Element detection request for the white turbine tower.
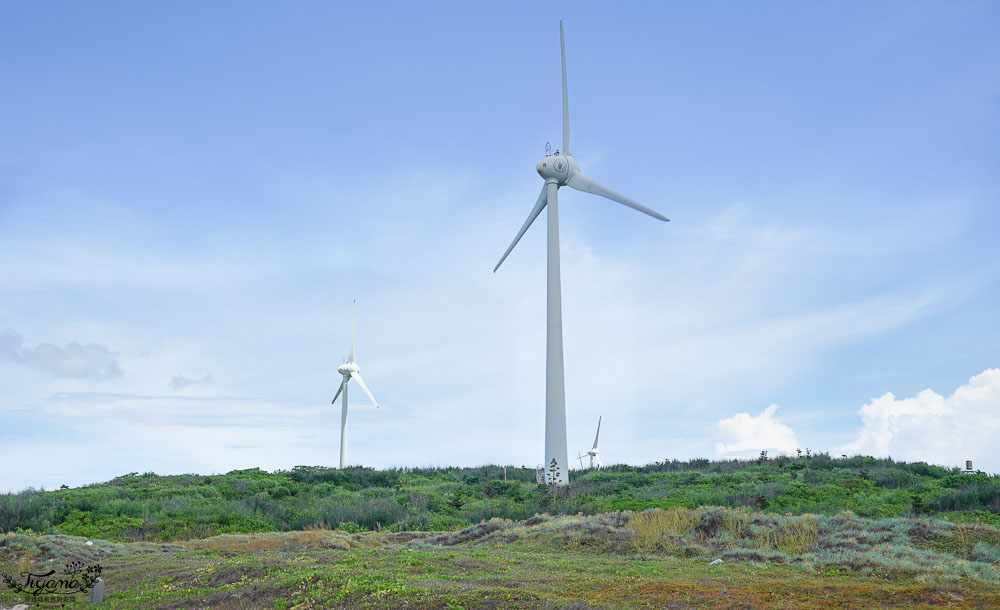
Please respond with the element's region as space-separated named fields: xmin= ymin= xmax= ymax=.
xmin=494 ymin=22 xmax=668 ymax=485
xmin=331 ymin=300 xmax=379 ymax=469
xmin=586 ymin=416 xmax=603 ymax=469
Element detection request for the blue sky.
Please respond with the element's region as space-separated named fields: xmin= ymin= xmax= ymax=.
xmin=1 ymin=1 xmax=998 ymax=491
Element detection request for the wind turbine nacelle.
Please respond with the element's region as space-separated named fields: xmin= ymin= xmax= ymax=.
xmin=337 ymin=362 xmax=359 ymax=376
xmin=537 ymin=154 xmax=579 ymax=184
xmin=587 ymin=448 xmax=599 ymax=457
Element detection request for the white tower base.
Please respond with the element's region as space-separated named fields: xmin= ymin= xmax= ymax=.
xmin=545 ymin=180 xmax=569 ymax=485
xmin=339 ymin=383 xmax=348 ymax=469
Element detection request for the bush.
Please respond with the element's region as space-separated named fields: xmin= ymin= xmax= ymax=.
xmin=216 ymin=512 xmax=275 ymax=534
xmin=931 ymin=484 xmax=1000 ymax=513
xmin=55 ymin=509 xmax=144 ymax=540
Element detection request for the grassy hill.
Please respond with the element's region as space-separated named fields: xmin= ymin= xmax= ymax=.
xmin=3 ymin=455 xmax=1000 ymax=607
xmin=3 ymin=454 xmax=999 ymax=541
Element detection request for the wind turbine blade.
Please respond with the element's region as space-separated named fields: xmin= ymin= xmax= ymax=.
xmin=560 ymin=20 xmax=570 ymax=155
xmin=331 ymin=378 xmax=347 ymax=404
xmin=349 ymin=300 xmax=356 ymax=362
xmin=592 ymin=416 xmax=601 ymax=450
xmin=595 ymin=454 xmax=603 ymax=469
xmin=350 ymin=371 xmax=379 ymax=407
xmin=567 ymin=173 xmax=669 ymax=221
xmin=493 ymin=184 xmax=548 ymax=272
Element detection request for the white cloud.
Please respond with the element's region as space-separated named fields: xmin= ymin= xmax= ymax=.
xmin=715 ymin=404 xmax=800 ymax=457
xmin=170 ymin=373 xmax=214 ymax=390
xmin=837 ymin=368 xmax=1000 ymax=472
xmin=0 ymin=329 xmax=122 ymax=380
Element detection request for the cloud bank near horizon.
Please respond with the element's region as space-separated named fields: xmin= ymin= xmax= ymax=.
xmin=837 ymin=368 xmax=1000 ymax=470
xmin=713 ymin=369 xmax=1000 ymax=473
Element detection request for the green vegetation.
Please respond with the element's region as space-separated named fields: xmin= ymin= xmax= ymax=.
xmin=3 ymin=454 xmax=998 ymax=542
xmin=2 ymin=455 xmax=1000 ymax=607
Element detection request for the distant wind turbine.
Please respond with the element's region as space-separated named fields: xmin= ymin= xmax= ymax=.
xmin=331 ymin=301 xmax=379 ymax=469
xmin=494 ymin=22 xmax=669 ymax=485
xmin=585 ymin=416 xmax=603 ymax=470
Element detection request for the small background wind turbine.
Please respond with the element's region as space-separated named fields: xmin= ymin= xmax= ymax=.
xmin=585 ymin=416 xmax=603 ymax=470
xmin=331 ymin=300 xmax=379 ymax=469
xmin=494 ymin=22 xmax=668 ymax=485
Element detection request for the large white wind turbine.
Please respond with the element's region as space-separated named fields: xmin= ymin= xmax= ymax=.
xmin=331 ymin=301 xmax=379 ymax=469
xmin=494 ymin=22 xmax=668 ymax=485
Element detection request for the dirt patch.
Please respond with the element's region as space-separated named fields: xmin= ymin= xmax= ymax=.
xmin=723 ymin=550 xmax=781 ymax=563
xmin=380 ymin=532 xmax=428 ymax=545
xmin=906 ymin=522 xmax=937 ymax=541
xmin=203 ymin=565 xmax=253 ymax=587
xmin=187 ymin=581 xmax=284 ymax=609
xmin=750 ymin=516 xmax=777 ymax=528
xmin=695 ymin=511 xmax=724 ymax=538
xmin=816 ymin=538 xmax=862 ymax=552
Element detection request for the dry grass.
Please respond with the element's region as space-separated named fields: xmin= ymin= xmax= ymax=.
xmin=300 ymin=520 xmax=333 ymax=546
xmin=179 ymin=526 xmax=432 ymax=554
xmin=629 ymin=507 xmax=701 ymax=553
xmin=759 ymin=515 xmax=819 ymax=554
xmin=185 ymin=533 xmax=286 ymax=552
xmin=722 ymin=508 xmax=750 ymax=547
xmin=182 ymin=526 xmax=358 ymax=552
